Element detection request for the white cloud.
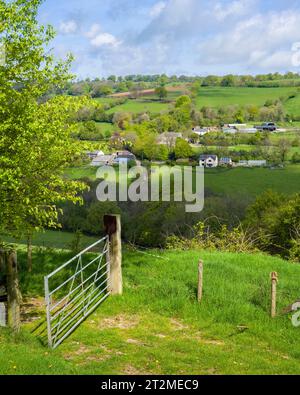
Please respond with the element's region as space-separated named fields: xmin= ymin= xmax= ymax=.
xmin=213 ymin=0 xmax=255 ymax=21
xmin=59 ymin=20 xmax=78 ymax=35
xmin=57 ymin=1 xmax=300 ymax=76
xmin=85 ymin=24 xmax=102 ymax=39
xmin=199 ymin=10 xmax=300 ymax=70
xmin=149 ymin=1 xmax=166 ymax=18
xmin=90 ymin=33 xmax=122 ymax=48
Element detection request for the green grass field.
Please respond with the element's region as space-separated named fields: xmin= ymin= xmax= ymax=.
xmin=106 ymin=99 xmax=170 ymax=114
xmin=95 ymin=86 xmax=300 ymax=119
xmin=196 ymin=87 xmax=296 ymax=108
xmin=97 ymin=122 xmax=115 ymax=134
xmin=65 ymin=164 xmax=300 ymax=198
xmin=204 ymin=165 xmax=300 ymax=197
xmin=193 ymin=144 xmax=300 ymax=160
xmin=65 ymin=165 xmax=98 ymax=180
xmin=1 ymin=248 xmax=300 ymax=374
xmin=1 ymin=230 xmax=99 ymax=251
xmin=284 ymin=94 xmax=300 ymax=119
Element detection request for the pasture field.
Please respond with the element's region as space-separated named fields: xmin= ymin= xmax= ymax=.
xmin=65 ymin=165 xmax=98 ymax=180
xmin=284 ymin=94 xmax=300 ymax=119
xmin=1 ymin=248 xmax=300 ymax=374
xmin=195 ymin=87 xmax=296 ymax=108
xmin=193 ymin=144 xmax=300 ymax=160
xmin=106 ymin=99 xmax=170 ymax=114
xmin=95 ymin=86 xmax=300 ymax=119
xmin=97 ymin=122 xmax=115 ymax=134
xmin=1 ymin=230 xmax=98 ymax=251
xmin=204 ymin=165 xmax=300 ymax=197
xmin=94 ymin=97 xmax=117 ymax=105
xmin=65 ymin=164 xmax=300 ymax=198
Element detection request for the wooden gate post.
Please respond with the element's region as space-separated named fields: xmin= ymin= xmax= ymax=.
xmin=104 ymin=215 xmax=122 ymax=295
xmin=271 ymin=272 xmax=278 ymax=318
xmin=198 ymin=260 xmax=203 ymax=302
xmin=0 ymin=249 xmax=22 ymax=331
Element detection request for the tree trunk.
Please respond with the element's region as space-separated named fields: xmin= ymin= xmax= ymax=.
xmin=6 ymin=251 xmax=22 ymax=332
xmin=27 ymin=234 xmax=33 ymax=273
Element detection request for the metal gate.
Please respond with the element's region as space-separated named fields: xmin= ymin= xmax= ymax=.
xmin=44 ymin=236 xmax=110 ymax=349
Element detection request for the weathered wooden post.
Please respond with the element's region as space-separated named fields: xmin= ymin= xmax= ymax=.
xmin=0 ymin=251 xmax=6 ymax=327
xmin=198 ymin=260 xmax=203 ymax=303
xmin=104 ymin=215 xmax=122 ymax=295
xmin=0 ymin=249 xmax=22 ymax=331
xmin=271 ymin=272 xmax=278 ymax=318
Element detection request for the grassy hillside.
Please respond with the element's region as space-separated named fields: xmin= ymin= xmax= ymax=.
xmin=65 ymin=164 xmax=300 ymax=198
xmin=94 ymin=86 xmax=300 ymax=118
xmin=203 ymin=165 xmax=300 ymax=197
xmin=1 ymin=230 xmax=99 ymax=250
xmin=284 ymin=94 xmax=300 ymax=119
xmin=1 ymin=248 xmax=300 ymax=375
xmin=195 ymin=87 xmax=296 ymax=108
xmin=106 ymin=99 xmax=170 ymax=114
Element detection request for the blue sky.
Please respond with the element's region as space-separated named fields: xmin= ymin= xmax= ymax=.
xmin=38 ymin=0 xmax=300 ymax=78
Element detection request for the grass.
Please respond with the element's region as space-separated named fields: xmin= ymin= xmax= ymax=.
xmin=193 ymin=143 xmax=300 ymax=160
xmin=97 ymin=122 xmax=115 ymax=135
xmin=196 ymin=87 xmax=297 ymax=108
xmin=1 ymin=248 xmax=300 ymax=374
xmin=64 ymin=163 xmax=300 ymax=198
xmin=64 ymin=165 xmax=98 ymax=180
xmin=204 ymin=165 xmax=300 ymax=197
xmin=284 ymin=94 xmax=300 ymax=119
xmin=106 ymin=99 xmax=170 ymax=114
xmin=1 ymin=230 xmax=99 ymax=251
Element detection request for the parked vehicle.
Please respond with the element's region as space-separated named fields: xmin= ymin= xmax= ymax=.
xmin=254 ymin=122 xmax=277 ymax=131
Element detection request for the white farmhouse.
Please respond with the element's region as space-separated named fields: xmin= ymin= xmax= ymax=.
xmin=91 ymin=155 xmax=114 ymax=167
xmin=192 ymin=127 xmax=209 ymax=137
xmin=199 ymin=155 xmax=218 ymax=168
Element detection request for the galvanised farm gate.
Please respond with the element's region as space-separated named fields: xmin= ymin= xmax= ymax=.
xmin=44 ymin=215 xmax=122 ymax=349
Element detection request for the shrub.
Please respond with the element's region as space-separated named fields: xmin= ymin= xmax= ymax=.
xmin=166 ymin=222 xmax=258 ymax=253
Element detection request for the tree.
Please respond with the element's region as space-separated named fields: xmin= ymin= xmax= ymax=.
xmin=277 ymin=138 xmax=291 ymax=163
xmin=155 ymin=86 xmax=168 ymax=101
xmin=174 ymin=138 xmax=193 ymax=159
xmin=112 ymin=112 xmax=132 ymax=129
xmin=221 ymin=75 xmax=235 ymax=87
xmin=292 ymin=152 xmax=300 ymax=163
xmin=0 ymin=0 xmax=87 ymax=272
xmin=91 ymin=83 xmax=113 ymax=98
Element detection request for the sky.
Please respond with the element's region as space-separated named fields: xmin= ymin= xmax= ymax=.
xmin=38 ymin=0 xmax=300 ymax=78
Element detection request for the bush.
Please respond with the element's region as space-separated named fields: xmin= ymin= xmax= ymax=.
xmin=166 ymin=222 xmax=258 ymax=253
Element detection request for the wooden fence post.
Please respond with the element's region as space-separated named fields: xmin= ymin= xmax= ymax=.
xmin=271 ymin=272 xmax=278 ymax=318
xmin=104 ymin=215 xmax=122 ymax=295
xmin=198 ymin=260 xmax=203 ymax=302
xmin=0 ymin=249 xmax=22 ymax=331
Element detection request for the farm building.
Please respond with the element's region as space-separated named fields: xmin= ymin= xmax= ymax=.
xmin=222 ymin=127 xmax=237 ymax=134
xmin=199 ymin=155 xmax=218 ymax=168
xmin=238 ymin=128 xmax=259 ymax=134
xmin=86 ymin=150 xmax=105 ymax=159
xmin=113 ymin=151 xmax=136 ymax=164
xmin=91 ymin=154 xmax=114 ymax=167
xmin=219 ymin=157 xmax=233 ymax=166
xmin=157 ymin=132 xmax=183 ymax=147
xmin=238 ymin=160 xmax=267 ymax=167
xmin=192 ymin=127 xmax=209 ymax=136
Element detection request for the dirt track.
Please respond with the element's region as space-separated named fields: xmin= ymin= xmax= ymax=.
xmin=109 ymin=85 xmax=187 ymax=98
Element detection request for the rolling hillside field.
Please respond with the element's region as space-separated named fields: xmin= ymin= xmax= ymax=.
xmin=284 ymin=94 xmax=300 ymax=119
xmin=106 ymin=99 xmax=171 ymax=114
xmin=64 ymin=165 xmax=300 ymax=198
xmin=95 ymin=86 xmax=300 ymax=119
xmin=1 ymin=248 xmax=300 ymax=375
xmin=195 ymin=86 xmax=297 ymax=108
xmin=203 ymin=165 xmax=300 ymax=197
